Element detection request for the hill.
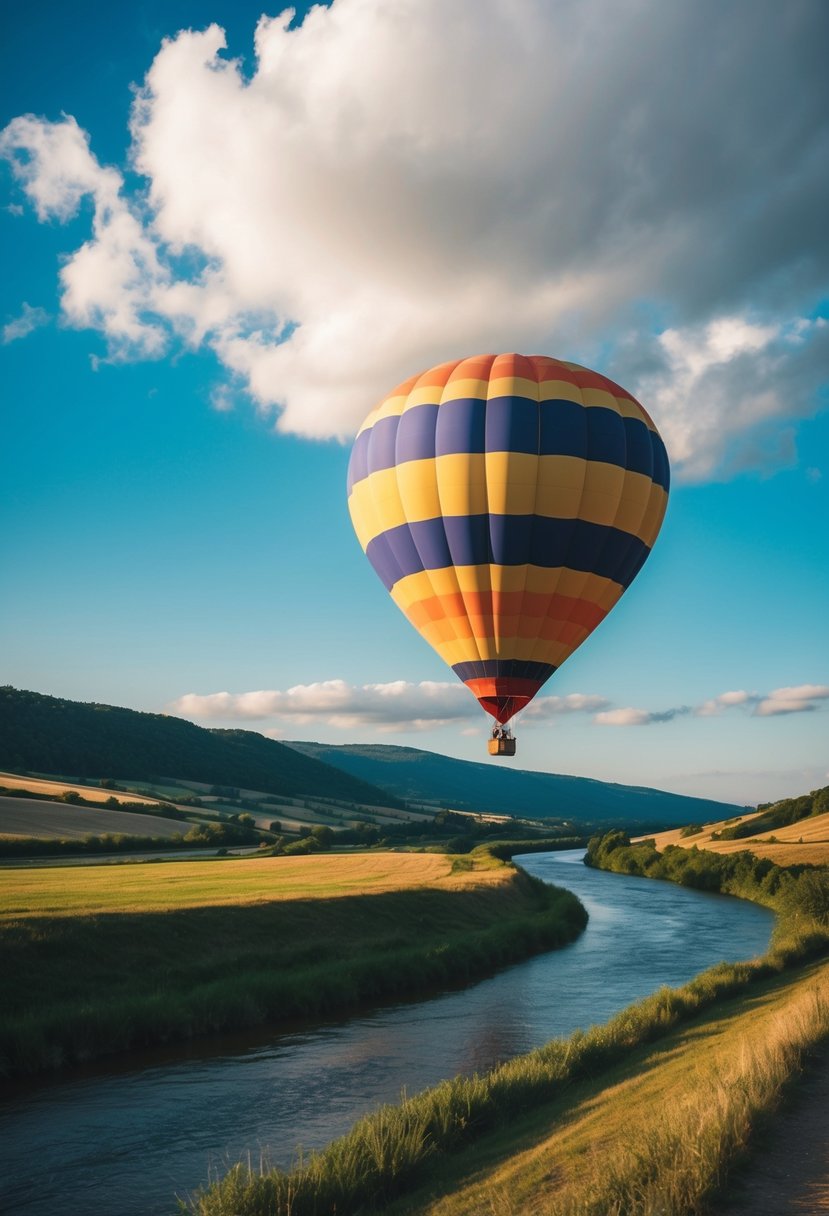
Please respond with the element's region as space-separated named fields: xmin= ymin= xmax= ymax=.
xmin=287 ymin=741 xmax=743 ymax=827
xmin=645 ymin=784 xmax=829 ymax=867
xmin=0 ymin=688 xmax=400 ymax=808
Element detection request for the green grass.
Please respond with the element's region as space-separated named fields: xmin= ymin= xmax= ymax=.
xmin=183 ymin=945 xmax=829 ymax=1216
xmin=182 ymin=845 xmax=829 ymax=1216
xmin=0 ymin=848 xmax=587 ymax=1077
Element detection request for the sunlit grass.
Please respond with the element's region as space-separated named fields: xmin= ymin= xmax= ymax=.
xmin=182 ymin=849 xmax=829 ymax=1216
xmin=0 ymin=851 xmax=506 ymax=918
xmin=0 ymin=849 xmax=586 ymax=1076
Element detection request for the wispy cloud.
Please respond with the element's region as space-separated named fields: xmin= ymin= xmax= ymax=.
xmin=595 ymin=684 xmax=829 ymax=726
xmin=170 ymin=680 xmax=606 ymax=733
xmin=2 ymin=1 xmax=827 ymax=477
xmin=523 ymin=693 xmax=610 ymax=721
xmin=696 ymin=690 xmax=755 ymax=717
xmin=595 ymin=706 xmax=691 ymax=727
xmin=2 ymin=302 xmax=49 ymax=344
xmin=755 ymin=685 xmax=829 ymax=717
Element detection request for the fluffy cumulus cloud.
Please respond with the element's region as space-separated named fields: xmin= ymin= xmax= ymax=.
xmin=170 ymin=679 xmax=606 ymax=731
xmin=596 ymin=684 xmax=829 ymax=726
xmin=2 ymin=1 xmax=828 ymax=475
xmin=171 ymin=678 xmax=828 ymax=733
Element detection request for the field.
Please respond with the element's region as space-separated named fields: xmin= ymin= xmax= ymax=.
xmin=0 ymin=796 xmax=189 ymax=841
xmin=0 ymin=768 xmax=438 ymax=841
xmin=646 ymin=810 xmax=829 ymax=867
xmin=0 ymin=771 xmax=162 ymax=805
xmin=0 ymin=847 xmax=587 ymax=1075
xmin=0 ymin=850 xmax=504 ymax=917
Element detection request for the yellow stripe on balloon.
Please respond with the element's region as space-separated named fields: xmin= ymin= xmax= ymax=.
xmin=349 ymin=454 xmax=667 ymax=549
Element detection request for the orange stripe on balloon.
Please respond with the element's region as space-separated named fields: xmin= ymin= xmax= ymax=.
xmin=405 ymin=591 xmax=606 ymax=633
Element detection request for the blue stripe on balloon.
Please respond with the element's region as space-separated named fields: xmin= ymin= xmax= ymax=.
xmin=346 ymin=434 xmax=368 ymax=494
xmin=435 ymin=397 xmax=487 ymax=457
xmin=365 ymin=514 xmax=651 ymax=591
xmin=486 ymin=395 xmax=538 ymax=454
xmin=586 ymin=403 xmax=626 ymax=467
xmin=348 ymin=398 xmax=670 ymax=492
xmin=367 ymin=414 xmax=400 ymax=474
xmin=651 ymin=430 xmax=670 ymax=491
xmin=396 ymin=403 xmax=438 ymax=463
xmin=451 ymin=659 xmax=557 ymax=683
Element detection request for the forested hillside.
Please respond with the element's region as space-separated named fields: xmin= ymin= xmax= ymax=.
xmin=288 ymin=741 xmax=743 ymax=827
xmin=0 ymin=688 xmax=400 ymax=807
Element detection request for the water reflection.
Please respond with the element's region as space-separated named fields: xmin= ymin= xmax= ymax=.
xmin=0 ymin=851 xmax=773 ymax=1216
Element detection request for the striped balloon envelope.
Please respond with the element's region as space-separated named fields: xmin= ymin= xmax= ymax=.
xmin=347 ymin=353 xmax=669 ymax=735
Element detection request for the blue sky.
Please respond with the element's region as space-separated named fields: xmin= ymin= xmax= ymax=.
xmin=2 ymin=0 xmax=827 ymax=805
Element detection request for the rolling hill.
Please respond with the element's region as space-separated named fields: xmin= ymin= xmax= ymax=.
xmin=287 ymin=741 xmax=745 ymax=827
xmin=0 ymin=687 xmax=400 ymax=808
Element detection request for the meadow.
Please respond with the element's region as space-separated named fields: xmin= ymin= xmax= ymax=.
xmin=0 ymin=845 xmax=587 ymax=1077
xmin=0 ymin=851 xmax=495 ymax=916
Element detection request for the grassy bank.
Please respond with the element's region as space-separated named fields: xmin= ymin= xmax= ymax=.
xmin=584 ymin=829 xmax=829 ymax=924
xmin=0 ymin=847 xmax=587 ymax=1077
xmin=184 ymin=841 xmax=829 ymax=1216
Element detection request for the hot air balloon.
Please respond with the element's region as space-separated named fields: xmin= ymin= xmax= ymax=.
xmin=347 ymin=354 xmax=669 ymax=756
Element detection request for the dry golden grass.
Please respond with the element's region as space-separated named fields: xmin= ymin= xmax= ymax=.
xmin=0 ymin=771 xmax=160 ymax=806
xmin=643 ymin=811 xmax=829 ymax=867
xmin=0 ymin=849 xmax=509 ymax=918
xmin=400 ymin=961 xmax=829 ymax=1216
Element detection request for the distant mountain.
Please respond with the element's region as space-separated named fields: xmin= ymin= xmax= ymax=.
xmin=0 ymin=688 xmax=400 ymax=808
xmin=287 ymin=741 xmax=744 ymax=828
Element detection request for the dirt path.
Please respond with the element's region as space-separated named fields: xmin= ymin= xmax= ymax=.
xmin=716 ymin=1046 xmax=829 ymax=1215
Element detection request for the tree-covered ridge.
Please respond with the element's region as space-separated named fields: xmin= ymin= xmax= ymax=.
xmin=289 ymin=740 xmax=744 ymax=827
xmin=0 ymin=687 xmax=401 ymax=808
xmin=715 ymin=786 xmax=829 ymax=841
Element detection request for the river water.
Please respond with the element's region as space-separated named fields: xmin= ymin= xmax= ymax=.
xmin=0 ymin=851 xmax=774 ymax=1216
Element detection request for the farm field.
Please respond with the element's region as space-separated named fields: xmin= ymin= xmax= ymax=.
xmin=0 ymin=850 xmax=505 ymax=917
xmin=646 ymin=810 xmax=829 ymax=867
xmin=0 ymin=769 xmax=436 ymax=838
xmin=0 ymin=771 xmax=161 ymax=805
xmin=0 ymin=796 xmax=189 ymax=842
xmin=0 ymin=848 xmax=586 ymax=1075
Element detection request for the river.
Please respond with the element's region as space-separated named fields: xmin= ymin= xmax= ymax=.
xmin=0 ymin=850 xmax=774 ymax=1216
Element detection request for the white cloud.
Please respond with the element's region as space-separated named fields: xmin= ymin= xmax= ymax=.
xmin=171 ymin=679 xmax=477 ymax=731
xmin=2 ymin=302 xmax=49 ymax=344
xmin=594 ymin=708 xmax=653 ymax=728
xmin=170 ymin=678 xmax=604 ymax=732
xmin=594 ymin=706 xmax=690 ymax=727
xmin=755 ymin=684 xmax=829 ymax=717
xmin=2 ymin=2 xmax=828 ymax=473
xmin=523 ymin=693 xmax=610 ymax=721
xmin=172 ymin=677 xmax=827 ymax=733
xmin=696 ymin=689 xmax=756 ymax=717
xmin=627 ymin=315 xmax=829 ymax=480
xmin=0 ymin=114 xmax=169 ymax=357
xmin=596 ymin=683 xmax=829 ymax=726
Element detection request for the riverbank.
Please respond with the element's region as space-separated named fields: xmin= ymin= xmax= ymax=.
xmin=0 ymin=845 xmax=587 ymax=1078
xmin=184 ymin=842 xmax=829 ymax=1216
